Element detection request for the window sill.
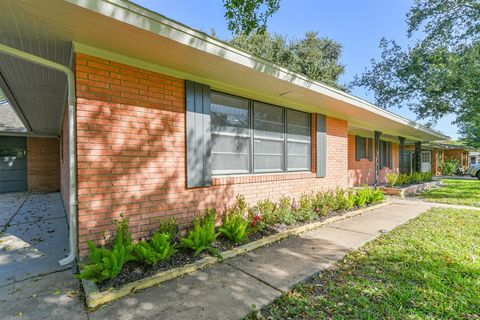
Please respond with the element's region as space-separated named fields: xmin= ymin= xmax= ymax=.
xmin=212 ymin=171 xmax=315 ymax=186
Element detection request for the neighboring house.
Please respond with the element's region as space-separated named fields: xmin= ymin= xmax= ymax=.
xmin=404 ymin=142 xmax=473 ymax=175
xmin=0 ymin=0 xmax=448 ymax=258
xmin=470 ymin=151 xmax=479 ymax=165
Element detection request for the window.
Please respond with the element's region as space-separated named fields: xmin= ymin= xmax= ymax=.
xmin=380 ymin=140 xmax=393 ymax=168
xmin=211 ymin=92 xmax=250 ymax=175
xmin=287 ymin=109 xmax=311 ymax=171
xmin=254 ymin=102 xmax=284 ymax=173
xmin=355 ymin=136 xmax=367 ymax=160
xmin=210 ymin=92 xmax=312 ymax=175
xmin=421 ymin=151 xmax=431 ymax=163
xmin=471 ymin=156 xmax=476 ymax=165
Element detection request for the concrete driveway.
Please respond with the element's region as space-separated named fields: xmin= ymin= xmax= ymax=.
xmin=0 ymin=192 xmax=69 ymax=284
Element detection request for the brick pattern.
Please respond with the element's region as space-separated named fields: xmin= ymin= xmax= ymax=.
xmin=27 ymin=137 xmax=60 ymax=192
xmin=75 ymin=53 xmax=348 ymax=255
xmin=348 ymin=134 xmax=399 ymax=186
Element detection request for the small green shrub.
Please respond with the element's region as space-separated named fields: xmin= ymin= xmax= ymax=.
xmin=369 ymin=188 xmax=385 ymax=203
xmin=180 ymin=209 xmax=220 ymax=256
xmin=334 ymin=188 xmax=349 ymax=211
xmin=219 ymin=212 xmax=251 ymax=243
xmin=296 ymin=193 xmax=316 ymax=222
xmin=386 ymin=173 xmax=398 ymax=186
xmin=346 ymin=190 xmax=356 ymax=209
xmin=354 ymin=188 xmax=369 ymax=207
xmin=313 ymin=190 xmax=336 ymax=216
xmin=134 ymin=232 xmax=177 ymax=265
xmin=78 ymin=213 xmax=135 ymax=282
xmin=440 ymin=158 xmax=459 ymax=176
xmin=158 ymin=217 xmax=178 ymax=239
xmin=276 ymin=196 xmax=297 ymax=225
xmin=254 ymin=198 xmax=276 ymax=226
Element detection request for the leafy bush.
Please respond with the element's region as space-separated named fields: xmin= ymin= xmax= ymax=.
xmin=394 ymin=172 xmax=433 ymax=186
xmin=354 ymin=188 xmax=369 ymax=207
xmin=219 ymin=212 xmax=251 ymax=243
xmin=276 ymin=196 xmax=297 ymax=225
xmin=313 ymin=191 xmax=336 ymax=216
xmin=158 ymin=218 xmax=178 ymax=239
xmin=78 ymin=213 xmax=135 ymax=282
xmin=369 ymin=188 xmax=385 ymax=203
xmin=296 ymin=193 xmax=317 ymax=222
xmin=180 ymin=209 xmax=220 ymax=256
xmin=134 ymin=232 xmax=177 ymax=265
xmin=346 ymin=190 xmax=356 ymax=210
xmin=334 ymin=188 xmax=350 ymax=211
xmin=386 ymin=173 xmax=398 ymax=186
xmin=440 ymin=158 xmax=459 ymax=176
xmin=253 ymin=198 xmax=276 ymax=227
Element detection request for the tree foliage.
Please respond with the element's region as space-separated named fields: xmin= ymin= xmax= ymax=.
xmin=230 ymin=31 xmax=346 ymax=89
xmin=223 ymin=0 xmax=280 ymax=35
xmin=353 ymin=0 xmax=480 ymax=146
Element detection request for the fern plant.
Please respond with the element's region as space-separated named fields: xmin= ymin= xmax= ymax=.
xmin=219 ymin=212 xmax=251 ymax=243
xmin=180 ymin=209 xmax=220 ymax=256
xmin=78 ymin=214 xmax=135 ymax=282
xmin=134 ymin=232 xmax=177 ymax=265
xmin=354 ymin=189 xmax=368 ymax=207
xmin=346 ymin=190 xmax=356 ymax=210
xmin=369 ymin=189 xmax=385 ymax=203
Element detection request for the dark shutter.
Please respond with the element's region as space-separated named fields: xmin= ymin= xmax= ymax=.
xmin=368 ymin=138 xmax=373 ymax=161
xmin=316 ymin=114 xmax=327 ymax=177
xmin=186 ymin=80 xmax=211 ymax=188
xmin=380 ymin=140 xmax=384 ymax=169
xmin=355 ymin=136 xmax=361 ymax=161
xmin=389 ymin=142 xmax=393 ymax=168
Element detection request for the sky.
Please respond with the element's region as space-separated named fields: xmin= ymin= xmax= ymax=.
xmin=132 ymin=0 xmax=459 ymax=139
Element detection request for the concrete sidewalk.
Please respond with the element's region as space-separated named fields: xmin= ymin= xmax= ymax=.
xmin=0 ymin=199 xmax=438 ymax=320
xmin=89 ymin=200 xmax=433 ymax=320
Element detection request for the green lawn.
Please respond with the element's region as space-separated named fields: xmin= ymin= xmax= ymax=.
xmin=246 ymin=208 xmax=480 ymax=319
xmin=421 ymin=179 xmax=480 ymax=207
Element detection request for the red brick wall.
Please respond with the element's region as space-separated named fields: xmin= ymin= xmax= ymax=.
xmin=348 ymin=134 xmax=375 ymax=186
xmin=75 ymin=53 xmax=349 ymax=254
xmin=27 ymin=137 xmax=60 ymax=192
xmin=60 ymin=110 xmax=70 ymax=209
xmin=348 ymin=134 xmax=399 ymax=186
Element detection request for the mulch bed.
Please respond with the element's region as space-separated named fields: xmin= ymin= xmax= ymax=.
xmin=96 ymin=203 xmax=378 ymax=291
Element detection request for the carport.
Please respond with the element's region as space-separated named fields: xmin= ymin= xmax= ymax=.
xmin=0 ymin=3 xmax=77 ymax=272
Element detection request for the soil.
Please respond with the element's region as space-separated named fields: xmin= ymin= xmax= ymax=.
xmin=96 ymin=203 xmax=379 ymax=291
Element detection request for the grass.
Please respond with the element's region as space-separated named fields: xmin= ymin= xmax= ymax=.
xmin=421 ymin=179 xmax=480 ymax=207
xmin=246 ymin=208 xmax=480 ymax=319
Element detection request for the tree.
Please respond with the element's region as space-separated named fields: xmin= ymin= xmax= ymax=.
xmin=230 ymin=31 xmax=346 ymax=89
xmin=223 ymin=0 xmax=280 ymax=35
xmin=353 ymin=0 xmax=480 ymax=146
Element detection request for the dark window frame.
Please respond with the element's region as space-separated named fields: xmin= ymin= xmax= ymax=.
xmin=211 ymin=91 xmax=312 ymax=176
xmin=355 ymin=135 xmax=368 ymax=161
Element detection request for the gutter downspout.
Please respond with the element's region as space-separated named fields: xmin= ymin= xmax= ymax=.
xmin=0 ymin=43 xmax=78 ymax=266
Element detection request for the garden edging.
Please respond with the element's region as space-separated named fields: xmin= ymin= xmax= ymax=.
xmin=82 ymin=201 xmax=391 ymax=310
xmin=381 ymin=180 xmax=441 ymax=198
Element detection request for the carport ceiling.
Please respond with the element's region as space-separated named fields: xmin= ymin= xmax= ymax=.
xmin=0 ymin=1 xmax=72 ymax=136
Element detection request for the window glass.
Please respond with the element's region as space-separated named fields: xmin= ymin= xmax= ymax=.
xmin=356 ymin=136 xmax=367 ymax=160
xmin=210 ymin=92 xmax=312 ymax=175
xmin=211 ymin=93 xmax=250 ymax=174
xmin=287 ymin=110 xmax=311 ymax=171
xmin=253 ymin=102 xmax=284 ymax=173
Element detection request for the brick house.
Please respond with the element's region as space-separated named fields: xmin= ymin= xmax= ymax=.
xmin=0 ymin=0 xmax=448 ymax=261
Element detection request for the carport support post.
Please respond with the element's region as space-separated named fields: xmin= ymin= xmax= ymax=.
xmin=374 ymin=131 xmax=382 ymax=186
xmin=398 ymin=136 xmax=405 ymax=174
xmin=414 ymin=141 xmax=422 ymax=173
